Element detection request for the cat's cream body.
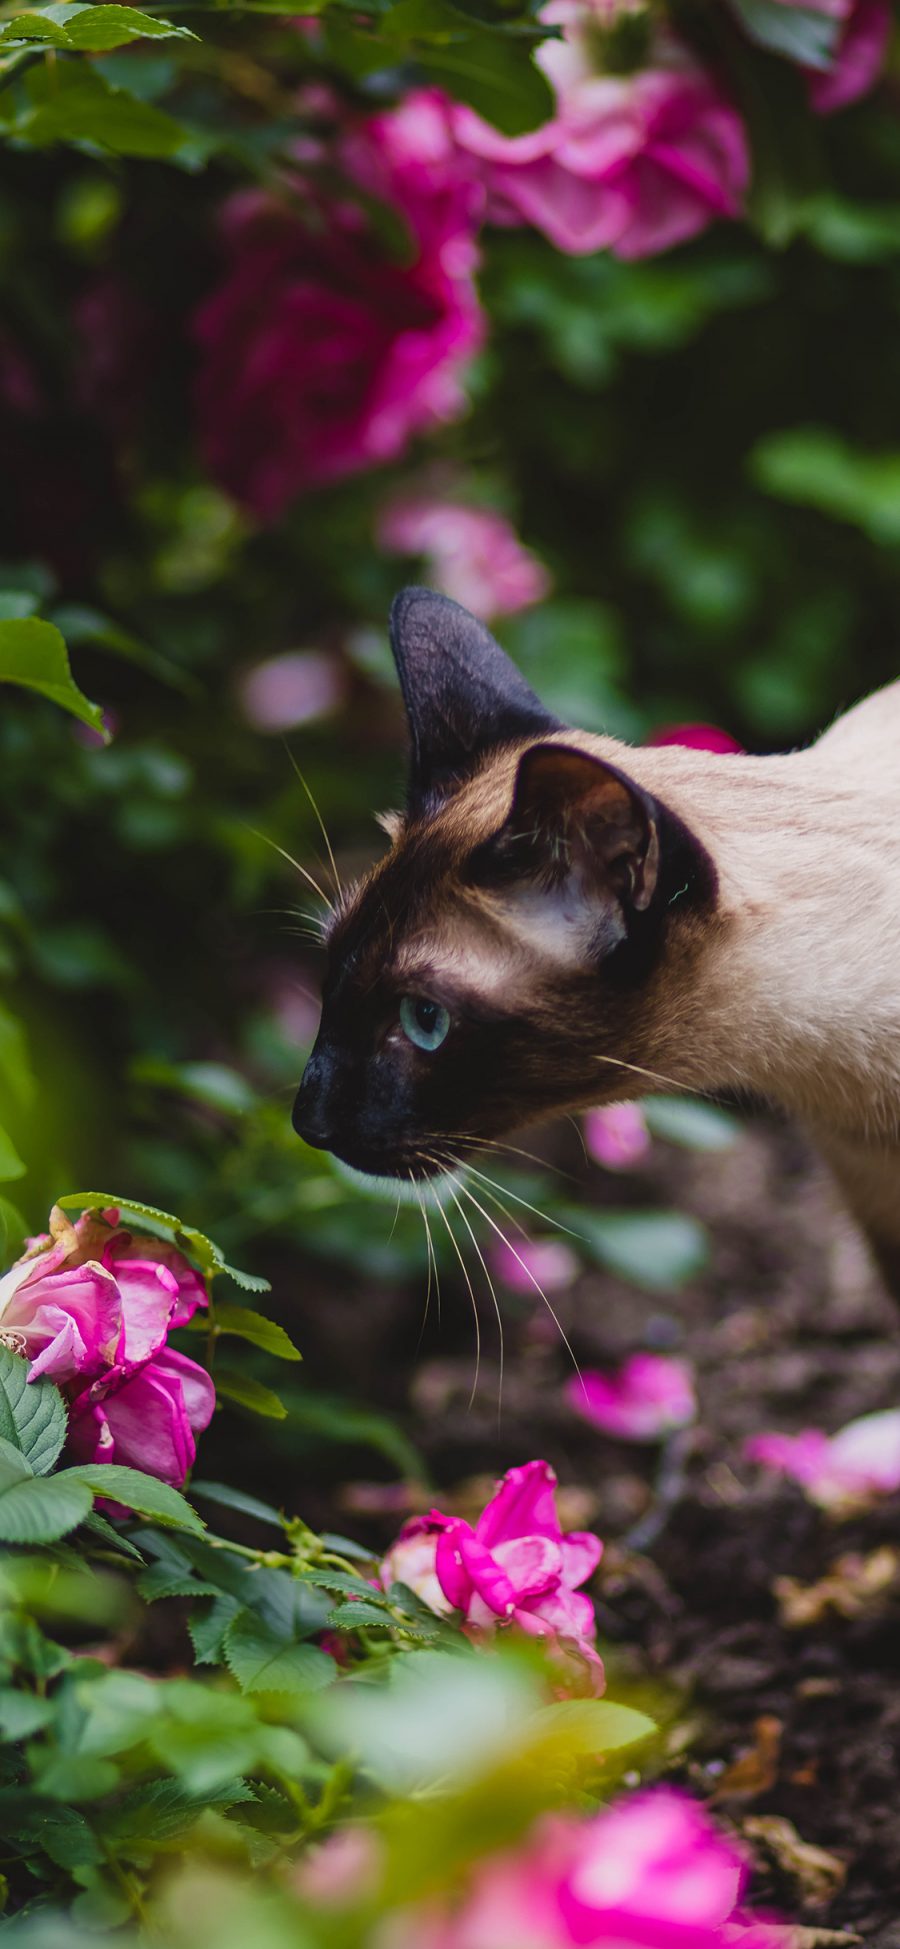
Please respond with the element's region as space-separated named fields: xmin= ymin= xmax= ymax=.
xmin=570 ymin=680 xmax=900 ymax=1281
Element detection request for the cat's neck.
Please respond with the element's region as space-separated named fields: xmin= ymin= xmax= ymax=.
xmin=587 ymin=684 xmax=900 ymax=1138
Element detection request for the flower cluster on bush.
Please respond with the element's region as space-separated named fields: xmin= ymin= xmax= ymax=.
xmin=0 ymin=1206 xmax=214 ymax=1486
xmin=186 ymin=0 xmax=891 ymax=517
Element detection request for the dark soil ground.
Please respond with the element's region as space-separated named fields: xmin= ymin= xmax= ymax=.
xmin=211 ymin=1113 xmax=900 ymax=1944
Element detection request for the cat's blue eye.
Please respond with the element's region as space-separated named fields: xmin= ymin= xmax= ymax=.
xmin=399 ymin=995 xmax=451 ymax=1052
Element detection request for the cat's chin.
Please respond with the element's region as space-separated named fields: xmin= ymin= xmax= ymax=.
xmin=331 ymin=1156 xmax=464 ymax=1208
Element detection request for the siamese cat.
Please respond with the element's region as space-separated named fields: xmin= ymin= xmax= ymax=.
xmin=293 ymin=587 xmax=900 ymax=1298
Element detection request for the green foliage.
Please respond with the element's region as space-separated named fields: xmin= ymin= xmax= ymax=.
xmin=0 ymin=618 xmax=106 ymax=738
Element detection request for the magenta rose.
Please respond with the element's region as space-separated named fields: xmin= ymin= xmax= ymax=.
xmin=451 ymin=16 xmax=749 ymax=260
xmin=68 ymin=1347 xmax=215 ymax=1488
xmin=806 ymin=0 xmax=891 ymax=111
xmin=194 ymin=91 xmax=484 ymax=517
xmin=383 ymin=1461 xmax=604 ymax=1684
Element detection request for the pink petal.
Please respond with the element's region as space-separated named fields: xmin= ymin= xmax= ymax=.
xmin=476 ymin=1460 xmax=561 ymax=1549
xmin=493 ymin=1534 xmax=563 ymax=1600
xmin=584 ymin=1103 xmax=651 ymax=1170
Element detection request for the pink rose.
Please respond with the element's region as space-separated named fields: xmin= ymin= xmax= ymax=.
xmin=194 ymin=90 xmax=484 ymax=518
xmin=567 ymin=1354 xmax=697 ymax=1441
xmin=404 ymin=1461 xmax=604 ymax=1682
xmin=746 ymin=1407 xmax=900 ymax=1510
xmin=238 ymin=651 xmax=344 ymax=733
xmin=381 ymin=1514 xmax=456 ymax=1616
xmin=404 ymin=1790 xmax=780 ymax=1949
xmin=584 ymin=1103 xmax=651 ymax=1169
xmin=1 ymin=1205 xmax=214 ymax=1490
xmin=451 ymin=19 xmax=749 ymax=260
xmin=68 ymin=1347 xmax=215 ymax=1489
xmin=379 ymin=492 xmax=550 ymax=621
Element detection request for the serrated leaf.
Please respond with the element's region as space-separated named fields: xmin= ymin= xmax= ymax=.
xmin=223 ymin=1612 xmax=334 ymax=1695
xmin=137 ymin=1563 xmax=221 ymax=1601
xmin=301 ymin=1567 xmax=382 ymax=1600
xmin=82 ymin=1510 xmax=145 ymax=1562
xmin=0 ymin=5 xmax=198 ymax=53
xmin=0 ymin=1470 xmax=93 ymax=1544
xmin=63 ymin=1465 xmax=205 ymax=1533
xmin=57 ymin=1192 xmax=269 ymax=1293
xmin=215 ymin=1370 xmax=287 ymax=1420
xmin=326 ymin=1601 xmax=395 ymax=1631
xmin=0 ymin=1347 xmax=67 ymax=1473
xmin=0 ymin=618 xmax=106 ymax=736
xmin=100 ymin=1775 xmax=253 ymax=1851
xmin=212 ymin=1303 xmax=301 ymax=1362
xmin=188 ymin=1593 xmax=242 ymax=1665
xmin=190 ymin=1480 xmax=284 ymax=1529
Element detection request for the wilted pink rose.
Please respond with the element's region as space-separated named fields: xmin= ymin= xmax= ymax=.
xmin=649 ymin=722 xmax=743 ymax=753
xmin=379 ymin=494 xmax=550 ymax=621
xmin=566 ymin=1354 xmax=696 ymax=1441
xmin=488 ymin=1236 xmax=579 ymax=1294
xmin=404 ymin=1790 xmax=779 ymax=1949
xmin=1 ymin=1205 xmax=214 ymax=1489
xmin=451 ymin=20 xmax=749 ymax=260
xmin=430 ymin=1461 xmax=604 ymax=1680
xmin=194 ymin=90 xmax=484 ymax=517
xmin=0 ymin=1223 xmax=120 ymax=1384
xmin=238 ymin=650 xmax=344 ymax=733
xmin=68 ymin=1346 xmax=215 ymax=1488
xmin=746 ymin=1408 xmax=900 ymax=1510
xmin=584 ymin=1103 xmax=651 ymax=1170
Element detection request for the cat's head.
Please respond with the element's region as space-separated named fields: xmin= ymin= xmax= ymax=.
xmin=292 ymin=588 xmax=714 ymax=1182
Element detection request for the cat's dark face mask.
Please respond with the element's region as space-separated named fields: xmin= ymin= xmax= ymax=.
xmin=292 ymin=589 xmax=712 ymax=1181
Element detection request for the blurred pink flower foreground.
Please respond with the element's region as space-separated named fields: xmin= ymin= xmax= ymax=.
xmin=746 ymin=1407 xmax=900 ymax=1510
xmin=409 ymin=1788 xmax=778 ymax=1949
xmin=195 ymin=91 xmax=483 ymax=517
xmin=585 ymin=1102 xmax=650 ymax=1170
xmin=452 ymin=11 xmax=749 ymax=259
xmin=489 ymin=1235 xmax=578 ymax=1294
xmin=382 ymin=1460 xmax=603 ymax=1683
xmin=567 ymin=1353 xmax=696 ymax=1441
xmin=380 ymin=491 xmax=550 ymax=621
xmin=0 ymin=1206 xmax=214 ymax=1488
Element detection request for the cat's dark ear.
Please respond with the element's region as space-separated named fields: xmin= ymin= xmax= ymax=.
xmin=389 ymin=587 xmax=560 ymax=816
xmin=474 ymin=742 xmax=661 ymax=913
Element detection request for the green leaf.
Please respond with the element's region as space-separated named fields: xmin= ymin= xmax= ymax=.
xmin=326 ymin=1601 xmax=395 ymax=1631
xmin=0 ymin=1003 xmax=36 ymax=1109
xmin=0 ymin=1195 xmax=28 ymax=1263
xmin=57 ymin=1192 xmax=269 ymax=1293
xmin=223 ymin=1611 xmax=335 ymax=1695
xmin=215 ymin=1370 xmax=287 ymax=1420
xmin=0 ymin=3 xmax=197 ymax=50
xmin=188 ymin=1593 xmax=242 ymax=1665
xmin=30 ymin=1751 xmax=119 ymax=1802
xmin=0 ymin=1346 xmax=68 ymax=1474
xmin=82 ymin=1510 xmax=145 ymax=1562
xmin=520 ymin=1698 xmax=657 ymax=1764
xmin=727 ymin=0 xmax=840 ymax=69
xmin=190 ymin=1480 xmax=284 ymax=1530
xmin=0 ymin=1687 xmax=56 ymax=1740
xmin=642 ymin=1096 xmax=741 ymax=1152
xmin=418 ymin=29 xmax=551 ymax=136
xmin=212 ymin=1304 xmax=301 ymax=1362
xmin=0 ymin=618 xmax=106 ymax=736
xmin=0 ymin=1123 xmax=25 ymax=1183
xmin=0 ymin=1468 xmax=93 ymax=1544
xmin=18 ymin=62 xmax=190 ymax=161
xmin=570 ymin=1210 xmax=708 ymax=1291
xmin=64 ymin=1464 xmax=205 ymax=1533
xmin=750 ymin=427 xmax=900 ymax=546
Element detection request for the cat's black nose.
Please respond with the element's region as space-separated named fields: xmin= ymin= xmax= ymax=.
xmin=292 ymin=1047 xmax=339 ymax=1149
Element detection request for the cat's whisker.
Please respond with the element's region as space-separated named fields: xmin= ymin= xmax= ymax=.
xmin=565 ymin=1114 xmax=590 ymax=1167
xmin=432 ymin=1192 xmax=482 ymax=1410
xmin=462 ymin=1163 xmax=584 ymax=1242
xmin=427 ymin=1131 xmax=573 ymax=1179
xmin=283 ymin=744 xmax=343 ymax=903
xmin=419 ymin=1192 xmax=442 ymax=1329
xmin=248 ymin=826 xmax=335 ymax=914
xmin=457 ymin=1181 xmax=584 ymax=1392
xmin=589 ymin=1053 xmax=691 ymax=1097
xmin=410 ymin=1173 xmax=435 ymax=1353
xmin=450 ymin=1185 xmax=504 ymax=1428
